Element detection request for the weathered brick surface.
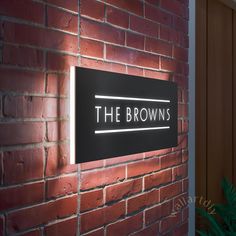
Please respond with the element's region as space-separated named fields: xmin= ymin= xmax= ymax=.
xmin=0 ymin=0 xmax=189 ymax=235
xmin=80 ymin=189 xmax=104 ymax=212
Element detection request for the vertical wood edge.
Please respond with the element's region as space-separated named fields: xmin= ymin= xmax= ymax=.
xmin=196 ymin=0 xmax=207 ymax=200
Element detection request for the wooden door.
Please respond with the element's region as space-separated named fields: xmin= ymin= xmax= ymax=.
xmin=196 ymin=0 xmax=236 ymax=207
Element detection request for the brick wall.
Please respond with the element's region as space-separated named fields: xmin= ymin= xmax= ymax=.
xmin=0 ymin=0 xmax=189 ymax=235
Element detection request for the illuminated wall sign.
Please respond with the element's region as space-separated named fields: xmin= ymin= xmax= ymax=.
xmin=70 ymin=67 xmax=177 ymax=164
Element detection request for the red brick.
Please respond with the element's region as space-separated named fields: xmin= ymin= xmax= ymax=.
xmin=178 ymin=119 xmax=182 ymax=134
xmin=161 ymin=0 xmax=188 ymax=19
xmin=181 ymin=119 xmax=189 ymax=136
xmin=173 ymin=16 xmax=188 ymax=33
xmin=0 ymin=153 xmax=3 ymax=185
xmin=0 ymin=0 xmax=44 ymax=24
xmin=106 ymin=0 xmax=143 ymax=16
xmin=144 ymin=70 xmax=170 ymax=81
xmin=173 ymin=193 xmax=188 ymax=211
xmin=127 ymin=189 xmax=159 ymax=214
xmin=46 ymin=73 xmax=69 ymax=96
xmin=161 ymin=57 xmax=177 ymax=72
xmin=178 ymin=63 xmax=189 ymax=78
xmin=0 ymin=68 xmax=44 ymax=94
xmin=126 ymin=32 xmax=145 ymax=50
xmin=80 ymin=38 xmax=104 ymax=58
xmin=173 ymin=222 xmax=188 ymax=236
xmin=182 ymin=179 xmax=189 ymax=192
xmin=80 ymin=18 xmax=125 ymax=45
xmin=81 ymin=160 xmax=104 ymax=171
xmin=178 ymin=0 xmax=189 ymax=5
xmin=45 ymin=144 xmax=77 ymax=177
xmin=145 ymin=4 xmax=172 ymax=26
xmin=0 ymin=96 xmax=2 ymax=118
xmin=130 ymin=15 xmax=159 ymax=38
xmin=127 ymin=158 xmax=160 ymax=178
xmin=0 ymin=215 xmax=4 ymax=236
xmin=0 ymin=0 xmax=190 ymax=235
xmin=160 ymin=182 xmax=182 ymax=201
xmin=80 ymin=189 xmax=103 ymax=212
xmin=7 ymin=195 xmax=77 ymax=234
xmin=144 ymin=169 xmax=172 ymax=190
xmin=3 ymin=22 xmax=78 ymax=53
xmin=132 ymin=223 xmax=159 ymax=236
xmin=146 ymin=0 xmax=160 ymax=5
xmin=182 ymin=90 xmax=188 ymax=103
xmin=81 ymin=0 xmax=105 ymax=21
xmin=127 ymin=66 xmax=144 ymax=76
xmin=180 ymin=62 xmax=188 ymax=76
xmin=46 ymin=175 xmax=78 ymax=199
xmin=84 ymin=228 xmax=104 ymax=236
xmin=178 ymin=88 xmax=184 ymax=103
xmin=81 ymin=57 xmax=126 ymax=74
xmin=160 ymin=212 xmax=181 ymax=233
xmin=176 ymin=134 xmax=188 ymax=151
xmin=0 ymin=20 xmax=4 ymax=39
xmin=19 ymin=229 xmax=42 ymax=236
xmin=160 ymin=152 xmax=182 ymax=169
xmin=0 ymin=122 xmax=44 ymax=146
xmin=46 ymin=0 xmax=78 ymax=12
xmin=106 ymin=213 xmax=143 ymax=236
xmin=47 ymin=121 xmax=69 ymax=142
xmin=107 ymin=6 xmax=129 ymax=28
xmin=174 ymin=46 xmax=188 ymax=62
xmin=0 ymin=182 xmax=44 ymax=211
xmin=3 ymin=96 xmax=43 ymax=118
xmin=3 ymin=45 xmax=44 ymax=69
xmin=81 ymin=166 xmax=125 ymax=190
xmin=160 ymin=25 xmax=180 ymax=44
xmin=43 ymin=98 xmax=68 ymax=118
xmin=145 ymin=37 xmax=172 ymax=57
xmin=180 ymin=34 xmax=189 ymax=48
xmin=177 ymin=61 xmax=187 ymax=75
xmin=45 ymin=217 xmax=77 ymax=236
xmin=145 ymin=201 xmax=172 ymax=225
xmin=3 ymin=148 xmax=44 ymax=185
xmin=182 ymin=119 xmax=189 ymax=134
xmin=47 ymin=6 xmax=78 ymax=33
xmin=178 ymin=89 xmax=183 ymax=102
xmin=174 ymin=75 xmax=187 ymax=89
xmin=47 ymin=52 xmax=78 ymax=72
xmin=173 ymin=164 xmax=188 ymax=181
xmin=105 ymin=153 xmax=144 ymax=166
xmin=106 ymin=179 xmax=142 ymax=203
xmin=182 ymin=207 xmax=189 ymax=221
xmin=144 ymin=148 xmax=171 ymax=158
xmin=182 ymin=149 xmax=188 ymax=162
xmin=80 ymin=201 xmax=125 ymax=233
xmin=106 ymin=45 xmax=159 ymax=69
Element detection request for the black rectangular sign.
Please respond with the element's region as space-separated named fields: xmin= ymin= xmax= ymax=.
xmin=70 ymin=67 xmax=177 ymax=164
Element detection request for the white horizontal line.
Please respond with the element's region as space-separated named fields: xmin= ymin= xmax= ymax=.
xmin=95 ymin=126 xmax=170 ymax=134
xmin=95 ymin=95 xmax=170 ymax=103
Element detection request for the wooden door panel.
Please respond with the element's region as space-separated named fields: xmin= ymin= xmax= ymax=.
xmin=196 ymin=0 xmax=236 ymax=230
xmin=207 ymin=0 xmax=233 ymax=203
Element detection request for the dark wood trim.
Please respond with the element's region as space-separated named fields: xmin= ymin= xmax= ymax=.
xmin=219 ymin=0 xmax=236 ymax=10
xmin=207 ymin=0 xmax=233 ymax=202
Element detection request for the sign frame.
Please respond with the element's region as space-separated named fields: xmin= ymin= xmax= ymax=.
xmin=70 ymin=67 xmax=178 ymax=164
